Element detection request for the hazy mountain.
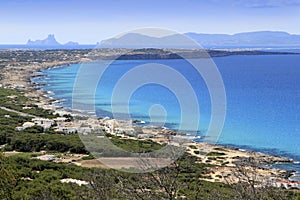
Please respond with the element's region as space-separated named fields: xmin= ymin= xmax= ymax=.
xmin=185 ymin=31 xmax=300 ymax=47
xmin=27 ymin=34 xmax=61 ymax=46
xmin=100 ymin=31 xmax=300 ymax=48
xmin=100 ymin=33 xmax=196 ymax=48
xmin=64 ymin=41 xmax=79 ymax=46
xmin=26 ymin=34 xmax=79 ymax=46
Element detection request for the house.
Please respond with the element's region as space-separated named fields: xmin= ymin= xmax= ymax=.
xmin=104 ymin=119 xmax=119 ymax=134
xmin=35 ymin=155 xmax=56 ymax=162
xmin=56 ymin=126 xmax=77 ymax=134
xmin=60 ymin=178 xmax=89 ymax=187
xmin=32 ymin=118 xmax=54 ymax=130
xmin=22 ymin=106 xmax=32 ymax=110
xmin=16 ymin=122 xmax=35 ymax=131
xmin=77 ymin=127 xmax=92 ymax=135
xmin=15 ymin=85 xmax=25 ymax=89
xmin=274 ymin=181 xmax=300 ymax=189
xmin=54 ymin=117 xmax=67 ymax=122
xmin=115 ymin=128 xmax=135 ymax=136
xmin=137 ymin=134 xmax=152 ymax=139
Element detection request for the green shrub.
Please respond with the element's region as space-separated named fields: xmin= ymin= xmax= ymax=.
xmin=206 ymin=152 xmax=226 ymax=156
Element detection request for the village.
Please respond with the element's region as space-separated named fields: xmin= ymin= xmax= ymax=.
xmin=9 ymin=100 xmax=300 ymax=190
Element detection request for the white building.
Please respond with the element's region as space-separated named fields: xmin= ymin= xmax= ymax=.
xmin=60 ymin=178 xmax=89 ymax=187
xmin=54 ymin=117 xmax=67 ymax=122
xmin=32 ymin=118 xmax=54 ymax=130
xmin=35 ymin=155 xmax=56 ymax=162
xmin=274 ymin=181 xmax=300 ymax=189
xmin=77 ymin=127 xmax=92 ymax=135
xmin=16 ymin=122 xmax=35 ymax=131
xmin=56 ymin=127 xmax=77 ymax=134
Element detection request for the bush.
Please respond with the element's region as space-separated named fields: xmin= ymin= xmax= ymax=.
xmin=194 ymin=150 xmax=200 ymax=154
xmin=206 ymin=152 xmax=226 ymax=156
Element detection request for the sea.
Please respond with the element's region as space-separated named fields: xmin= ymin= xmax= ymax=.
xmin=32 ymin=52 xmax=300 ymax=179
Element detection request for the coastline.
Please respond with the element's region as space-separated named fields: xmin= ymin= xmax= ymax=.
xmin=0 ymin=49 xmax=299 ymax=184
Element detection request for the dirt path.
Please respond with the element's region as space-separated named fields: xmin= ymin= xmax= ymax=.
xmin=0 ymin=106 xmax=36 ymax=118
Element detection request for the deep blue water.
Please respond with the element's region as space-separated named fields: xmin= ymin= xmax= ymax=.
xmin=33 ymin=55 xmax=300 ymax=165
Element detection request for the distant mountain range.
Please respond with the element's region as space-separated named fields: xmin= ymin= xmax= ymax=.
xmin=100 ymin=31 xmax=300 ymax=48
xmin=26 ymin=34 xmax=79 ymax=46
xmin=26 ymin=31 xmax=300 ymax=48
xmin=185 ymin=31 xmax=300 ymax=47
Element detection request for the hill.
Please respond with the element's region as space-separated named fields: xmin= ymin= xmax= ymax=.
xmin=100 ymin=31 xmax=300 ymax=48
xmin=26 ymin=34 xmax=79 ymax=46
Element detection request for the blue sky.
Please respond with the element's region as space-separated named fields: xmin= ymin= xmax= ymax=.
xmin=1 ymin=0 xmax=300 ymax=44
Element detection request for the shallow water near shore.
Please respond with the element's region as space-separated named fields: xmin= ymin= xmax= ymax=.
xmin=32 ymin=54 xmax=300 ymax=166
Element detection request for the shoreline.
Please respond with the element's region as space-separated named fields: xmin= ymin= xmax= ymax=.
xmin=25 ymin=66 xmax=300 ymax=182
xmin=31 ymin=60 xmax=300 ymax=162
xmin=0 ymin=49 xmax=299 ymax=183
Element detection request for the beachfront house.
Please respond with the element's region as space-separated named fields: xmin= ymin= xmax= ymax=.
xmin=54 ymin=117 xmax=67 ymax=122
xmin=274 ymin=181 xmax=300 ymax=189
xmin=77 ymin=127 xmax=92 ymax=135
xmin=115 ymin=127 xmax=135 ymax=136
xmin=35 ymin=155 xmax=57 ymax=162
xmin=104 ymin=119 xmax=118 ymax=134
xmin=137 ymin=133 xmax=152 ymax=139
xmin=32 ymin=118 xmax=55 ymax=130
xmin=16 ymin=122 xmax=35 ymax=131
xmin=56 ymin=126 xmax=78 ymax=134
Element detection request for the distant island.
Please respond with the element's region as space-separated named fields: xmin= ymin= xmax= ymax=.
xmin=26 ymin=34 xmax=79 ymax=46
xmin=185 ymin=31 xmax=300 ymax=47
xmin=100 ymin=31 xmax=300 ymax=48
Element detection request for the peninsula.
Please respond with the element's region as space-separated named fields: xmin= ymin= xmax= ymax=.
xmin=0 ymin=48 xmax=299 ymax=199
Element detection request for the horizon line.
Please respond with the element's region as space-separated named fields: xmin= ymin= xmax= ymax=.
xmin=1 ymin=30 xmax=300 ymax=45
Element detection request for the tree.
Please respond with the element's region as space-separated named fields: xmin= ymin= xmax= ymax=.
xmin=224 ymin=157 xmax=294 ymax=200
xmin=0 ymin=152 xmax=17 ymax=200
xmin=77 ymin=169 xmax=122 ymax=200
xmin=83 ymin=155 xmax=198 ymax=200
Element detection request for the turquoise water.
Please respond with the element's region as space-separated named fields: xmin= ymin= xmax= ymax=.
xmin=33 ymin=54 xmax=300 ymax=163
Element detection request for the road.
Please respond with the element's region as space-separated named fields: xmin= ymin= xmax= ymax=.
xmin=0 ymin=106 xmax=36 ymax=118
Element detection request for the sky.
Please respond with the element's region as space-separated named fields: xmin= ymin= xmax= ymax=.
xmin=0 ymin=0 xmax=300 ymax=44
